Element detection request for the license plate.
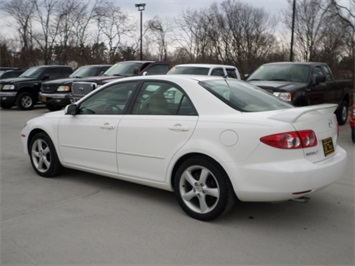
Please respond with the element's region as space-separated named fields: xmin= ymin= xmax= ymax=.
xmin=41 ymin=96 xmax=47 ymax=102
xmin=322 ymin=137 xmax=334 ymax=157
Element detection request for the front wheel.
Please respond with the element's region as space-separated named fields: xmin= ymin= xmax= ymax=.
xmin=29 ymin=132 xmax=62 ymax=177
xmin=173 ymin=156 xmax=235 ymax=221
xmin=16 ymin=92 xmax=35 ymax=110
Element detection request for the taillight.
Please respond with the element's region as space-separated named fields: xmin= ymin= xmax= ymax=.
xmin=260 ymin=130 xmax=317 ymax=149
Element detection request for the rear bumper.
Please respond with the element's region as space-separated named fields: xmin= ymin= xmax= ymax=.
xmin=228 ymin=146 xmax=348 ymax=202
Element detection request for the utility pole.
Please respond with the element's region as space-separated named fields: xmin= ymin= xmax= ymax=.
xmin=290 ymin=0 xmax=296 ymax=61
xmin=135 ymin=3 xmax=146 ymax=61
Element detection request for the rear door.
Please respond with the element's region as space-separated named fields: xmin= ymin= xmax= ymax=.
xmin=116 ymin=80 xmax=198 ymax=182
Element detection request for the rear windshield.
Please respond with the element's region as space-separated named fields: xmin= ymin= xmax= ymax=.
xmin=199 ymin=79 xmax=293 ymax=112
xmin=168 ymin=67 xmax=209 ymax=75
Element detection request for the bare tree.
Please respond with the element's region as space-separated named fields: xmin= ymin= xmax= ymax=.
xmin=93 ymin=1 xmax=134 ymax=63
xmin=147 ymin=16 xmax=171 ymax=61
xmin=330 ymin=0 xmax=355 ymax=80
xmin=1 ymin=0 xmax=36 ymax=65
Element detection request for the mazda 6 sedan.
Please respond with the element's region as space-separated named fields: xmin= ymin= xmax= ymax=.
xmin=21 ymin=75 xmax=347 ymax=221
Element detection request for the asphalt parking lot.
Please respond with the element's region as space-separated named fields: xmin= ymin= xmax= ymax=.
xmin=1 ymin=106 xmax=354 ymax=265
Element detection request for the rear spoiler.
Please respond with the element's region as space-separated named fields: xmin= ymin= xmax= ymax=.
xmin=269 ymin=104 xmax=338 ymax=123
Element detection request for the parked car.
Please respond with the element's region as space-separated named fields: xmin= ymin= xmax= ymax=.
xmin=0 ymin=65 xmax=73 ymax=110
xmin=70 ymin=61 xmax=170 ymax=102
xmin=167 ymin=63 xmax=241 ymax=79
xmin=246 ymin=62 xmax=353 ymax=125
xmin=0 ymin=68 xmax=27 ymax=79
xmin=39 ymin=64 xmax=111 ymax=111
xmin=21 ymin=75 xmax=347 ymax=221
xmin=350 ymin=104 xmax=355 ymax=143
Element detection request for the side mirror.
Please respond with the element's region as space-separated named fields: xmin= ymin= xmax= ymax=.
xmin=315 ymin=75 xmax=326 ymax=84
xmin=65 ymin=104 xmax=78 ymax=115
xmin=142 ymin=71 xmax=148 ymax=76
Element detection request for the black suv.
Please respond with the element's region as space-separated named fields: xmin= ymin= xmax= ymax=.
xmin=71 ymin=61 xmax=170 ymax=101
xmin=0 ymin=65 xmax=73 ymax=110
xmin=0 ymin=68 xmax=27 ymax=79
xmin=39 ymin=64 xmax=111 ymax=111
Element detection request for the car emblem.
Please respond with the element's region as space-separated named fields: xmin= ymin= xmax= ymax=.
xmin=328 ymin=119 xmax=334 ymax=128
xmin=79 ymin=87 xmax=84 ymax=91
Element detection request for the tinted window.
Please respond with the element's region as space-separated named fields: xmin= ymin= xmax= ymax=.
xmin=145 ymin=64 xmax=170 ymax=75
xmin=78 ymin=81 xmax=138 ymax=114
xmin=105 ymin=62 xmax=143 ymax=76
xmin=132 ymin=81 xmax=196 ymax=115
xmin=168 ymin=67 xmax=209 ymax=75
xmin=200 ymin=79 xmax=293 ymax=112
xmin=226 ymin=68 xmax=238 ymax=79
xmin=211 ymin=68 xmax=224 ymax=77
xmin=248 ymin=64 xmax=310 ymax=83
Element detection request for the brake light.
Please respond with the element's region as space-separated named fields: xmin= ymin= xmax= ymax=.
xmin=260 ymin=130 xmax=317 ymax=149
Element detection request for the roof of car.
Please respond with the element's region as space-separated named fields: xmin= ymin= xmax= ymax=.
xmin=265 ymin=61 xmax=326 ymax=66
xmin=173 ymin=63 xmax=237 ymax=68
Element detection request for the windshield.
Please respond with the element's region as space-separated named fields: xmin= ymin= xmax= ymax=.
xmin=167 ymin=66 xmax=209 ymax=75
xmin=70 ymin=66 xmax=102 ymax=78
xmin=247 ymin=64 xmax=310 ymax=83
xmin=104 ymin=62 xmax=143 ymax=76
xmin=199 ymin=79 xmax=293 ymax=112
xmin=19 ymin=67 xmax=43 ymax=78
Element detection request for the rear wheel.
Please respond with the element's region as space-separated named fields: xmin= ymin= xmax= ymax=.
xmin=336 ymin=100 xmax=348 ymax=125
xmin=173 ymin=156 xmax=235 ymax=221
xmin=16 ymin=92 xmax=35 ymax=110
xmin=29 ymin=132 xmax=62 ymax=177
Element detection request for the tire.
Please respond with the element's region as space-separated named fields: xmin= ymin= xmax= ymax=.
xmin=46 ymin=103 xmax=62 ymax=111
xmin=29 ymin=132 xmax=63 ymax=177
xmin=173 ymin=156 xmax=235 ymax=221
xmin=352 ymin=128 xmax=355 ymax=143
xmin=16 ymin=92 xmax=35 ymax=110
xmin=336 ymin=100 xmax=348 ymax=126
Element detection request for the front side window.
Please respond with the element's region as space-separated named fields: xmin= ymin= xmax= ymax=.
xmin=132 ymin=81 xmax=196 ymax=115
xmin=226 ymin=68 xmax=238 ymax=79
xmin=78 ymin=81 xmax=138 ymax=114
xmin=200 ymin=79 xmax=293 ymax=112
xmin=145 ymin=64 xmax=170 ymax=75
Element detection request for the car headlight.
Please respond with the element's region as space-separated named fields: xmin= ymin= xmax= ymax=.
xmin=274 ymin=92 xmax=292 ymax=102
xmin=2 ymin=84 xmax=15 ymax=90
xmin=57 ymin=85 xmax=71 ymax=92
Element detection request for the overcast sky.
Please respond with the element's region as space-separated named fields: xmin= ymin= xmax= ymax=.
xmin=122 ymin=0 xmax=289 ymax=21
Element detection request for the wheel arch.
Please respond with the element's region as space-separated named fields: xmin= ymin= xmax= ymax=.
xmin=27 ymin=129 xmax=49 ymax=154
xmin=169 ymin=152 xmax=237 ymax=198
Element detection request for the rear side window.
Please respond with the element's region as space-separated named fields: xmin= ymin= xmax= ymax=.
xmin=132 ymin=81 xmax=197 ymax=115
xmin=199 ymin=79 xmax=293 ymax=112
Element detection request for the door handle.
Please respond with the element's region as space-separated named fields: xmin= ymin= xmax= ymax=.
xmin=100 ymin=122 xmax=115 ymax=130
xmin=169 ymin=124 xmax=189 ymax=131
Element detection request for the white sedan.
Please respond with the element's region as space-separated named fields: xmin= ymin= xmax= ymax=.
xmin=21 ymin=75 xmax=347 ymax=221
